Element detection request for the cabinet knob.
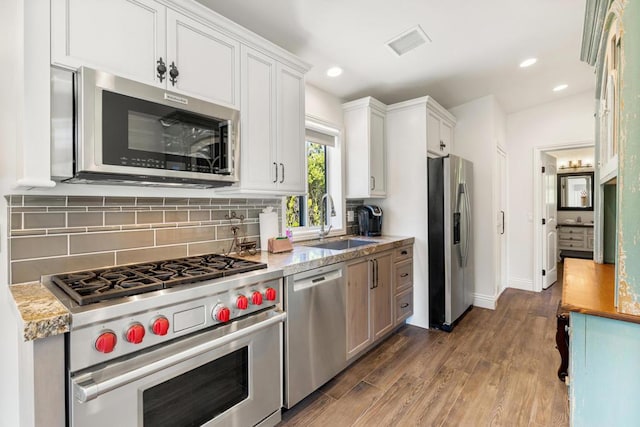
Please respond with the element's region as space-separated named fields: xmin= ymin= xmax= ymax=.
xmin=169 ymin=61 xmax=179 ymax=86
xmin=156 ymin=57 xmax=167 ymax=82
xmin=400 ymin=303 xmax=410 ymax=309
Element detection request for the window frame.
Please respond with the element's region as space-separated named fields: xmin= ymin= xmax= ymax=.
xmin=284 ymin=116 xmax=344 ymax=241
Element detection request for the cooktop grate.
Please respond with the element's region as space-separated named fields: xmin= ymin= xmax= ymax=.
xmin=51 ymin=254 xmax=267 ymax=306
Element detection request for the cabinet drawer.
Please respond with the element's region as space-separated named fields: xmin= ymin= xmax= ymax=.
xmin=558 ymin=233 xmax=585 ymax=242
xmin=559 ymin=240 xmax=586 ymax=249
xmin=394 ymin=260 xmax=413 ymax=292
xmin=558 ymin=226 xmax=584 ymax=234
xmin=395 ymin=288 xmax=413 ymax=325
xmin=394 ymin=246 xmax=413 ymax=262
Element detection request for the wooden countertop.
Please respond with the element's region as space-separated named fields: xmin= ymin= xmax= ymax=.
xmin=561 ymin=258 xmax=640 ymax=324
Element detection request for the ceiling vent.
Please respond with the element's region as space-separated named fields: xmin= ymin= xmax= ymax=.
xmin=386 ymin=25 xmax=431 ymax=56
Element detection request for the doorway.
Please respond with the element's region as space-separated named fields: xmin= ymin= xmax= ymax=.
xmin=533 ymin=142 xmax=595 ymax=292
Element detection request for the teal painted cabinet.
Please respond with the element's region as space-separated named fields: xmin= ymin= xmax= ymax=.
xmin=570 ymin=313 xmax=640 ymax=426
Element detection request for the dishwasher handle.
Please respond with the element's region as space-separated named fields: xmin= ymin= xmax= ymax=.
xmin=293 ymin=268 xmax=343 ymax=292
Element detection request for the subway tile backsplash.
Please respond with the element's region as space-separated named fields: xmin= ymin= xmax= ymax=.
xmin=6 ymin=195 xmax=281 ymax=284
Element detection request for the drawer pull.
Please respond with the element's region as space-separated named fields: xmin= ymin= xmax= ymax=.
xmin=400 ymin=273 xmax=409 ymax=277
xmin=400 ymin=303 xmax=410 ymax=308
xmin=401 ymin=250 xmax=408 ymax=255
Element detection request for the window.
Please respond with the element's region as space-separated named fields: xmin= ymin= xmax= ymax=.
xmin=285 ymin=119 xmax=343 ymax=238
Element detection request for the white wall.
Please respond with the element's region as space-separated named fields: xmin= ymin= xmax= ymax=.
xmin=450 ymin=95 xmax=506 ymax=308
xmin=1 ymin=0 xmax=24 ymax=425
xmin=506 ymin=91 xmax=594 ymax=290
xmin=305 ymin=83 xmax=344 ymax=128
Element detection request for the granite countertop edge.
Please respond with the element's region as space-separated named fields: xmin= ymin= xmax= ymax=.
xmin=9 ymin=281 xmax=71 ymax=342
xmin=9 ymin=235 xmax=414 ymax=342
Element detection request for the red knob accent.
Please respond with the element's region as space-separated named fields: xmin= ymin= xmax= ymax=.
xmin=251 ymin=291 xmax=263 ymax=306
xmin=265 ymin=287 xmax=277 ymax=301
xmin=216 ymin=307 xmax=231 ymax=323
xmin=151 ymin=316 xmax=170 ymax=336
xmin=126 ymin=323 xmax=145 ymax=344
xmin=236 ymin=295 xmax=249 ymax=310
xmin=95 ymin=331 xmax=117 ymax=353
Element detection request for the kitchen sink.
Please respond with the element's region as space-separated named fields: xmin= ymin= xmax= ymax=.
xmin=306 ymin=238 xmax=375 ymax=250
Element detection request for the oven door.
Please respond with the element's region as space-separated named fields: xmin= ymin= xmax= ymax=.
xmin=69 ymin=309 xmax=285 ymax=427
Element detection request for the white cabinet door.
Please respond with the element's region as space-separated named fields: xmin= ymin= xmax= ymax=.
xmin=343 ymin=97 xmax=387 ymax=199
xmin=167 ymin=10 xmax=240 ymax=108
xmin=276 ymin=64 xmax=306 ymax=193
xmin=51 ymin=0 xmax=166 ymax=86
xmin=369 ymin=109 xmax=386 ymax=196
xmin=440 ymin=120 xmax=453 ymax=155
xmin=426 ymin=110 xmax=453 ymax=156
xmin=240 ymin=46 xmax=278 ymax=191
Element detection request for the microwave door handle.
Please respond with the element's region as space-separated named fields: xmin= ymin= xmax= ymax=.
xmin=219 ymin=120 xmax=232 ymax=174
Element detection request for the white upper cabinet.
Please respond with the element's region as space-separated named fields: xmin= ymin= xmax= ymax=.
xmin=166 ymin=10 xmax=239 ymax=107
xmin=51 ymin=0 xmax=239 ymax=108
xmin=426 ymin=100 xmax=455 ymax=157
xmin=51 ymin=0 xmax=166 ymax=87
xmin=343 ymin=97 xmax=387 ymax=198
xmin=235 ymin=46 xmax=305 ymax=194
xmin=276 ymin=63 xmax=306 ymax=193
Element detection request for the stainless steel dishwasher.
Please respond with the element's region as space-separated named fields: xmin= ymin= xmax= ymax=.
xmin=284 ymin=263 xmax=347 ymax=408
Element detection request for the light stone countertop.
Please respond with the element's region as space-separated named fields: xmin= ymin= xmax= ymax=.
xmin=240 ymin=235 xmax=415 ymax=275
xmin=9 ymin=281 xmax=71 ymax=341
xmin=9 ymin=234 xmax=414 ymax=341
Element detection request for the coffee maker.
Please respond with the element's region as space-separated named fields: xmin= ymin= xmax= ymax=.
xmin=357 ymin=205 xmax=383 ymax=236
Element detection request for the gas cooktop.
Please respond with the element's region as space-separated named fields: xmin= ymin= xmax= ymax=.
xmin=51 ymin=254 xmax=267 ymax=306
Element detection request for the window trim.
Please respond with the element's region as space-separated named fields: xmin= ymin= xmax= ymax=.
xmin=284 ymin=116 xmax=345 ymax=241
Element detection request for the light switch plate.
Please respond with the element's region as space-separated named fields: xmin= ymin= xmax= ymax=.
xmin=347 ymin=210 xmax=354 ymax=222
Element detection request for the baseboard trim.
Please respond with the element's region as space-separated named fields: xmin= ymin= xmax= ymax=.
xmin=473 ymin=293 xmax=496 ymax=310
xmin=509 ymin=277 xmax=534 ymax=291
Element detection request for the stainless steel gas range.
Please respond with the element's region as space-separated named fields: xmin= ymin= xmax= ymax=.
xmin=44 ymin=254 xmax=284 ymax=427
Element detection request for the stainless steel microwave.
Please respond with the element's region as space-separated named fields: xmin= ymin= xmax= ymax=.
xmin=51 ymin=67 xmax=239 ymax=188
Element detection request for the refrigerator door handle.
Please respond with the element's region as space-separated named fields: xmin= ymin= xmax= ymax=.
xmin=462 ymin=182 xmax=471 ymax=267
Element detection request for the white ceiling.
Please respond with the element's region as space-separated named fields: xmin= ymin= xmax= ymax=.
xmin=196 ymin=0 xmax=596 ymax=113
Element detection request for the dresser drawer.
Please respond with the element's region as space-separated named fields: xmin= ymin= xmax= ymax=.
xmin=395 ymin=288 xmax=413 ymax=325
xmin=559 ymin=239 xmax=586 ymax=249
xmin=394 ymin=260 xmax=413 ymax=292
xmin=558 ymin=226 xmax=585 ymax=234
xmin=393 ymin=245 xmax=413 ymax=262
xmin=558 ymin=233 xmax=585 ymax=242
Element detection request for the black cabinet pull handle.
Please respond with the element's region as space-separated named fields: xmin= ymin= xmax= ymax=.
xmin=400 ymin=273 xmax=409 ymax=277
xmin=280 ymin=163 xmax=285 ymax=183
xmin=400 ymin=303 xmax=409 ymax=308
xmin=440 ymin=140 xmax=446 ymax=150
xmin=157 ymin=57 xmax=167 ymax=82
xmin=273 ymin=162 xmax=278 ymax=183
xmin=169 ymin=62 xmax=179 ymax=86
xmin=401 ymin=250 xmax=408 ymax=255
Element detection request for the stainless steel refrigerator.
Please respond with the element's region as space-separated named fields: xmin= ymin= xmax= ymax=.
xmin=427 ymin=155 xmax=474 ymax=331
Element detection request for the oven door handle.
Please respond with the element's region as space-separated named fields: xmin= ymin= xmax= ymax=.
xmin=72 ymin=309 xmax=286 ymax=403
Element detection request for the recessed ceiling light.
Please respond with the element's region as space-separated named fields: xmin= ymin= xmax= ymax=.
xmin=326 ymin=67 xmax=343 ymax=77
xmin=519 ymin=58 xmax=537 ymax=68
xmin=553 ymin=84 xmax=569 ymax=92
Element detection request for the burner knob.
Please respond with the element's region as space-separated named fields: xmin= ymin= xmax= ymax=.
xmin=151 ymin=316 xmax=170 ymax=336
xmin=265 ymin=287 xmax=277 ymax=301
xmin=251 ymin=291 xmax=263 ymax=306
xmin=236 ymin=295 xmax=249 ymax=310
xmin=126 ymin=323 xmax=145 ymax=344
xmin=95 ymin=331 xmax=117 ymax=353
xmin=213 ymin=305 xmax=231 ymax=323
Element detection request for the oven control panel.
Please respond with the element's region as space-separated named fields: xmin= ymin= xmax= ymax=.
xmin=70 ymin=278 xmax=281 ymax=371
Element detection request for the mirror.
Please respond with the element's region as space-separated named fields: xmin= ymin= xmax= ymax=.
xmin=558 ymin=172 xmax=594 ymax=210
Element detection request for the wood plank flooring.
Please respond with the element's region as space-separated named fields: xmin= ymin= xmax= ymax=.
xmin=280 ymin=271 xmax=569 ymax=427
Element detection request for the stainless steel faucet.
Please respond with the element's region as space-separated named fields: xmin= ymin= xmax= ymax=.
xmin=318 ymin=193 xmax=336 ymax=239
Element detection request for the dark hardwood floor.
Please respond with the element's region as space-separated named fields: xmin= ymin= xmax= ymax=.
xmin=280 ymin=270 xmax=569 ymax=426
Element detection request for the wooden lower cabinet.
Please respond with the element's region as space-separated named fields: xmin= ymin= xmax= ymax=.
xmin=346 ymin=247 xmax=412 ymax=360
xmin=346 ymin=251 xmax=393 ymax=360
